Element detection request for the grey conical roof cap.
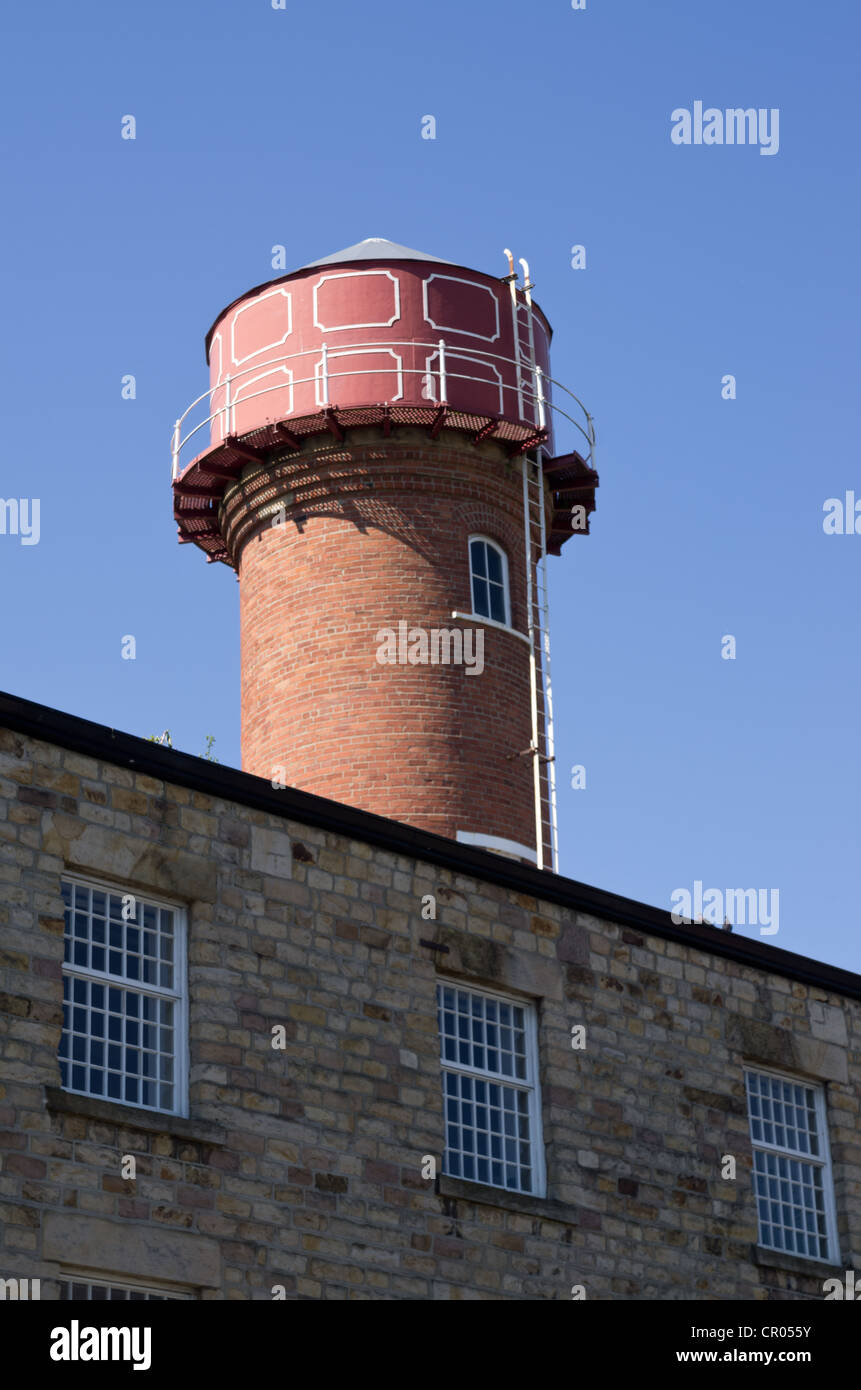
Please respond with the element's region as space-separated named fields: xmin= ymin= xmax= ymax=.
xmin=297 ymin=237 xmax=454 ymax=269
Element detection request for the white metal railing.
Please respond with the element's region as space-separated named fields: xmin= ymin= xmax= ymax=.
xmin=170 ymin=338 xmax=595 ymax=481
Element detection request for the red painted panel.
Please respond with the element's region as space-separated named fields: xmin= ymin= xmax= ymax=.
xmin=230 ymin=287 xmax=292 ymax=366
xmin=204 ymin=259 xmax=554 ymax=451
xmin=424 ymin=273 xmax=500 ymax=342
xmin=321 ymin=348 xmax=404 ymax=407
xmin=314 ymin=270 xmax=399 ymax=333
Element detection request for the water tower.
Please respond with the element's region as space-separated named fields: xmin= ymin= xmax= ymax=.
xmin=171 ymin=238 xmax=597 ymax=869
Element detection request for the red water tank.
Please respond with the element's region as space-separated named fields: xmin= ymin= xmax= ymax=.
xmin=172 ymin=238 xmax=597 ymax=867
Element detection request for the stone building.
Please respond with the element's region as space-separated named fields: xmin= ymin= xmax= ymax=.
xmin=0 ymin=691 xmax=859 ymax=1300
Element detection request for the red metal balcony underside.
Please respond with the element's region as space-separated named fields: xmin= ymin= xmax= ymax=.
xmin=543 ymin=448 xmax=600 ymax=555
xmin=172 ymin=404 xmax=596 ymax=566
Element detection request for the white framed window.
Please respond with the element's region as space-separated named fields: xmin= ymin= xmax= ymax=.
xmin=437 ymin=981 xmax=545 ymax=1197
xmin=468 ymin=535 xmax=510 ymax=627
xmin=58 ymin=1274 xmax=191 ymax=1301
xmin=59 ymin=875 xmax=188 ymax=1116
xmin=744 ymin=1066 xmax=839 ymax=1264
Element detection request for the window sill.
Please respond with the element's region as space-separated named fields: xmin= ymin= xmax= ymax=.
xmin=44 ymin=1087 xmax=226 ymax=1146
xmin=753 ymin=1246 xmax=843 ymax=1280
xmin=449 ymin=611 xmax=531 ymax=646
xmin=437 ymin=1174 xmax=578 ymax=1225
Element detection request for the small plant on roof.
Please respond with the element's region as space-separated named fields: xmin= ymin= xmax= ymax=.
xmin=146 ymin=730 xmax=218 ymax=762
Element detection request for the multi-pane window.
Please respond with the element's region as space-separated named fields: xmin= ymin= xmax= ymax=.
xmin=60 ymin=877 xmax=186 ymax=1115
xmin=469 ymin=537 xmax=509 ymax=626
xmin=745 ymin=1068 xmax=839 ymax=1263
xmin=58 ymin=1277 xmax=190 ymax=1301
xmin=437 ymin=982 xmax=545 ymax=1196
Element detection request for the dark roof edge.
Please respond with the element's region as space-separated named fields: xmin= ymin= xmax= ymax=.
xmin=3 ymin=689 xmax=860 ymax=1003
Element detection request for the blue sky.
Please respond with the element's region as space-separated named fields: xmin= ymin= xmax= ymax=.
xmin=1 ymin=0 xmax=858 ymax=969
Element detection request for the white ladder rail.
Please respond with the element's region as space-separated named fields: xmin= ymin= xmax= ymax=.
xmin=521 ymin=454 xmax=545 ymax=869
xmin=522 ymin=451 xmax=556 ymax=871
xmin=535 ymin=442 xmax=559 ymax=871
xmin=517 ymin=255 xmax=557 ymax=871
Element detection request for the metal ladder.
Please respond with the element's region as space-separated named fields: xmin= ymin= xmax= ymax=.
xmin=522 ymin=447 xmax=558 ymax=872
xmin=509 ymin=253 xmax=558 ymax=872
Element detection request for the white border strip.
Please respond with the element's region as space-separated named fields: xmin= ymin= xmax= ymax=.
xmin=314 ymin=348 xmax=404 ymax=407
xmin=423 ymin=273 xmax=501 ymax=342
xmin=313 ymin=270 xmax=401 ymax=331
xmin=232 ymin=364 xmax=294 ymax=420
xmin=230 ymin=287 xmax=293 ymax=368
xmin=424 ymin=348 xmax=504 ymax=414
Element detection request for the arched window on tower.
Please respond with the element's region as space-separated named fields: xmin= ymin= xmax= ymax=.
xmin=469 ymin=536 xmax=510 ymax=627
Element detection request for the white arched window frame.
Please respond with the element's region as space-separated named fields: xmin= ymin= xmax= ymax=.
xmin=468 ymin=535 xmax=511 ymax=629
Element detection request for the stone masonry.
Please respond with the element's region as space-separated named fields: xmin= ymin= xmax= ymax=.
xmin=0 ymin=706 xmax=859 ymax=1299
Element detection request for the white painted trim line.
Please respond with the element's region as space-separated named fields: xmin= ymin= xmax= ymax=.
xmin=423 ymin=273 xmax=501 ymax=342
xmin=313 ymin=269 xmax=401 ymax=331
xmin=313 ymin=348 xmax=404 ymax=407
xmin=230 ymin=287 xmax=293 ymax=367
xmin=232 ymin=364 xmax=294 ymax=420
xmin=210 ymin=331 xmax=223 ymax=382
xmin=425 ymin=349 xmax=504 ymax=414
xmin=456 ymin=831 xmax=538 ymax=865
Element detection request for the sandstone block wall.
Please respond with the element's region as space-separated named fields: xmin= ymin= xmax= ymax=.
xmin=0 ymin=724 xmax=859 ymax=1299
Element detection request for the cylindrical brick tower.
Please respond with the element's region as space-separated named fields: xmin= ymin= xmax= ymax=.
xmin=171 ymin=238 xmax=597 ymax=867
